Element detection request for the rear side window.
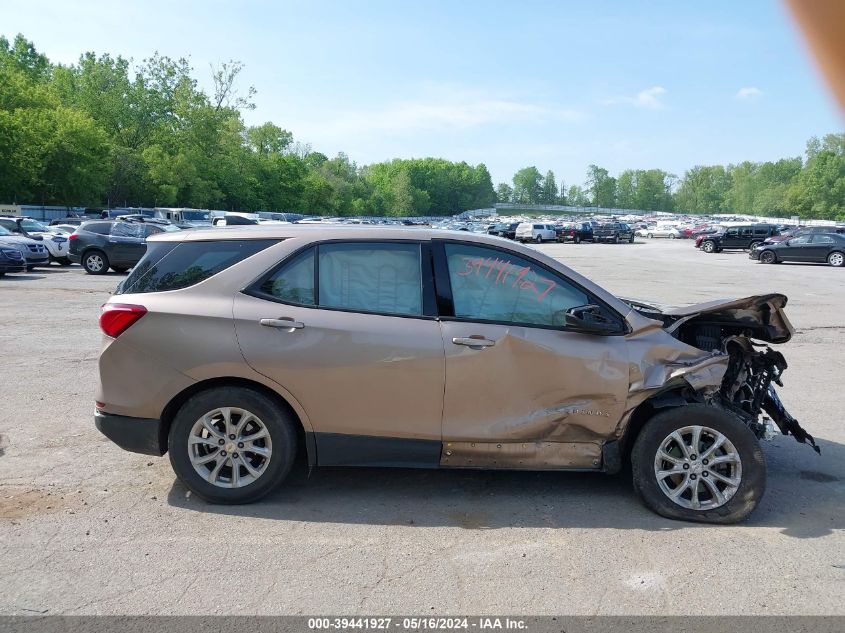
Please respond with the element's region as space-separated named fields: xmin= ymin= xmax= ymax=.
xmin=111 ymin=222 xmax=143 ymax=238
xmin=83 ymin=222 xmax=112 ymax=235
xmin=116 ymin=239 xmax=276 ymax=295
xmin=258 ymin=247 xmax=315 ymax=305
xmin=250 ymin=242 xmax=424 ymax=317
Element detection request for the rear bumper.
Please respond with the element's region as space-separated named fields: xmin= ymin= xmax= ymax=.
xmin=95 ymin=410 xmax=165 ymax=456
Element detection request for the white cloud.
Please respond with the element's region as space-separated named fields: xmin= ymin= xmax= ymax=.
xmin=735 ymin=86 xmax=763 ymax=100
xmin=601 ymin=86 xmax=667 ymax=110
xmin=286 ymin=87 xmax=585 ymax=146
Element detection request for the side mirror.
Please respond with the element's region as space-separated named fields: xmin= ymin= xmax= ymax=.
xmin=564 ymin=305 xmax=619 ymax=335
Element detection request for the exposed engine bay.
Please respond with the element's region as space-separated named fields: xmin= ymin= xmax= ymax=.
xmin=626 ymin=293 xmax=820 ymax=453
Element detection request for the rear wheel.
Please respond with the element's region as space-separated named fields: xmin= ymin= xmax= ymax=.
xmin=574 ymin=236 xmax=581 ymax=244
xmin=647 ymin=233 xmax=653 ymax=239
xmin=828 ymin=251 xmax=845 ymax=267
xmin=629 ymin=234 xmax=635 ymax=244
xmin=535 ymin=235 xmax=543 ymax=243
xmin=669 ymin=234 xmax=676 ymax=239
xmin=701 ymin=240 xmax=716 ymax=253
xmin=631 ymin=404 xmax=765 ymax=523
xmin=82 ymin=250 xmax=109 ymax=275
xmin=749 ymin=241 xmax=762 ymax=251
xmin=759 ymin=250 xmax=777 ymax=264
xmin=58 ymin=257 xmax=72 ymax=266
xmin=111 ymin=266 xmax=129 ymax=274
xmin=168 ymin=387 xmax=297 ymax=504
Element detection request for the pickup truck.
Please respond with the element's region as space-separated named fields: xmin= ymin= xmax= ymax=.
xmin=593 ymin=222 xmax=634 ymax=244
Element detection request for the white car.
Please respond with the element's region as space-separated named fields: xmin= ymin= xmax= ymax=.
xmin=637 ymin=226 xmax=681 ymax=239
xmin=515 ymin=222 xmax=557 ymax=243
xmin=0 ymin=217 xmax=72 ymax=265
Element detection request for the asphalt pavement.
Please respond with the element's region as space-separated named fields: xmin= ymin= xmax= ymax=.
xmin=0 ymin=238 xmax=842 ymax=615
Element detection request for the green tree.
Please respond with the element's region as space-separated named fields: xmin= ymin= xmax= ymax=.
xmin=512 ymin=166 xmax=543 ymax=204
xmin=496 ymin=182 xmax=513 ymax=203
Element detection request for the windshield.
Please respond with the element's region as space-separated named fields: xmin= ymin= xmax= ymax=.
xmin=21 ymin=219 xmax=48 ymax=232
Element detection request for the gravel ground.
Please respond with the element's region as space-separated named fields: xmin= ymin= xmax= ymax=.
xmin=0 ymin=238 xmax=842 ymax=616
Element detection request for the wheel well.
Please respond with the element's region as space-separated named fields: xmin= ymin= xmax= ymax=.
xmin=619 ymin=387 xmax=700 ymax=460
xmin=159 ymin=377 xmax=310 ymax=463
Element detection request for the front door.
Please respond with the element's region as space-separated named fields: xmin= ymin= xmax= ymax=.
xmin=233 ymin=241 xmax=445 ymax=467
xmin=779 ymin=234 xmax=814 ymax=261
xmin=433 ymin=240 xmax=630 ymax=470
xmin=108 ymin=222 xmax=146 ymax=265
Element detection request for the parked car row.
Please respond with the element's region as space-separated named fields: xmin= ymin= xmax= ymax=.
xmin=486 ymin=221 xmax=636 ymax=245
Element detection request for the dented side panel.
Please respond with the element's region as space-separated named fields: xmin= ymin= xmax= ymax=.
xmin=439 ymin=321 xmax=629 ymax=464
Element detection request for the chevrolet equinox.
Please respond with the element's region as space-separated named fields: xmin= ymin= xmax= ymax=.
xmin=95 ymin=226 xmax=819 ymax=523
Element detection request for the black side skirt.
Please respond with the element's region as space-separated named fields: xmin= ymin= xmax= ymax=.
xmin=312 ymin=433 xmax=442 ymax=468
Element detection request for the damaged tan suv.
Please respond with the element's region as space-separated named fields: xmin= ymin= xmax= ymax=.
xmin=95 ymin=226 xmax=819 ymax=523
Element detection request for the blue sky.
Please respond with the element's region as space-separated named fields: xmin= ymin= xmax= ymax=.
xmin=3 ymin=0 xmax=843 ymax=187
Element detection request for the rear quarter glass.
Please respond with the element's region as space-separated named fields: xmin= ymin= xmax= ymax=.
xmin=116 ymin=239 xmax=277 ymax=295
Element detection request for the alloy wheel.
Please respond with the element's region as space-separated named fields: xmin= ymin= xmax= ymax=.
xmin=829 ymin=252 xmax=844 ymax=267
xmin=86 ymin=253 xmax=104 ymax=272
xmin=188 ymin=407 xmax=273 ymax=488
xmin=653 ymin=425 xmax=742 ymax=510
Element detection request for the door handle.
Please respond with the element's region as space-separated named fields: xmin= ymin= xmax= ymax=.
xmin=452 ymin=336 xmax=495 ymax=348
xmin=260 ymin=317 xmax=305 ymax=330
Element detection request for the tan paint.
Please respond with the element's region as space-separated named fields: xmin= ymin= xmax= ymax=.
xmin=102 ymin=226 xmax=795 ymax=471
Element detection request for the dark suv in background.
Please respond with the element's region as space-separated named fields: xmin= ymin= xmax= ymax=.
xmin=697 ymin=224 xmax=780 ymax=253
xmin=593 ymin=222 xmax=634 ymax=243
xmin=556 ymin=222 xmax=594 ymax=243
xmin=487 ymin=222 xmax=519 ymax=240
xmin=69 ymin=218 xmax=180 ymax=274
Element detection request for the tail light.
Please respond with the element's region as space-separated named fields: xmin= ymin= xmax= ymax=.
xmin=100 ymin=303 xmax=147 ymax=338
xmin=68 ymin=234 xmax=78 ymax=240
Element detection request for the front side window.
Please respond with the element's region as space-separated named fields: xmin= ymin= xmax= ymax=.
xmin=319 ymin=243 xmax=423 ymax=316
xmin=789 ymin=235 xmax=812 ymax=245
xmin=444 ymin=243 xmax=590 ymax=327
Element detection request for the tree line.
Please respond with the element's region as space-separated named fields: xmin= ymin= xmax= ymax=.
xmin=0 ymin=35 xmax=495 ymax=216
xmin=1 ymin=35 xmax=843 ymax=220
xmin=499 ymin=137 xmax=844 ymax=220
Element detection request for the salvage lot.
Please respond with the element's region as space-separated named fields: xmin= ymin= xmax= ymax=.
xmin=0 ymin=238 xmax=842 ymax=615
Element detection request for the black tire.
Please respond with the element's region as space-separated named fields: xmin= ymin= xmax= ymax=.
xmin=111 ymin=266 xmax=129 ymax=274
xmin=631 ymin=404 xmax=766 ymax=524
xmin=629 ymin=234 xmax=635 ymax=244
xmin=574 ymin=236 xmax=581 ymax=244
xmin=701 ymin=240 xmax=716 ymax=253
xmin=26 ymin=265 xmax=35 ymax=271
xmin=759 ymin=250 xmax=777 ymax=264
xmin=647 ymin=233 xmax=653 ymax=239
xmin=827 ymin=251 xmax=845 ymax=267
xmin=82 ymin=249 xmax=109 ymax=275
xmin=168 ymin=387 xmax=297 ymax=504
xmin=535 ymin=235 xmax=543 ymax=244
xmin=669 ymin=234 xmax=676 ymax=239
xmin=58 ymin=257 xmax=72 ymax=266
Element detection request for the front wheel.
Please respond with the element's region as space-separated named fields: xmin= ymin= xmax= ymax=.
xmin=574 ymin=236 xmax=581 ymax=244
xmin=168 ymin=387 xmax=297 ymax=504
xmin=629 ymin=234 xmax=635 ymax=244
xmin=535 ymin=235 xmax=543 ymax=243
xmin=631 ymin=404 xmax=765 ymax=524
xmin=647 ymin=233 xmax=653 ymax=239
xmin=701 ymin=240 xmax=716 ymax=253
xmin=759 ymin=250 xmax=777 ymax=264
xmin=669 ymin=234 xmax=676 ymax=239
xmin=828 ymin=251 xmax=845 ymax=267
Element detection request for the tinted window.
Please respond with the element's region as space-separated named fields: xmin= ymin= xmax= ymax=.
xmin=111 ymin=222 xmax=143 ymax=238
xmin=117 ymin=239 xmax=275 ymax=295
xmin=444 ymin=243 xmax=589 ymax=327
xmin=319 ymin=242 xmax=422 ymax=316
xmin=789 ymin=235 xmax=812 ymax=245
xmin=258 ymin=247 xmax=315 ymax=305
xmin=83 ymin=222 xmax=112 ymax=235
xmin=812 ymin=235 xmax=835 ymax=244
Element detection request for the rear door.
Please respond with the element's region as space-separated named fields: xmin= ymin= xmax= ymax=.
xmin=234 ymin=240 xmax=446 ymax=467
xmin=433 ymin=240 xmax=629 ymax=470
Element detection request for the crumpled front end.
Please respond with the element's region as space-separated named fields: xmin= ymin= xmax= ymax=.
xmin=622 ymin=293 xmax=819 ymax=453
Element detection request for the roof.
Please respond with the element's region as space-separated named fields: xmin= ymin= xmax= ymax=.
xmin=148 ymin=224 xmax=506 ymax=244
